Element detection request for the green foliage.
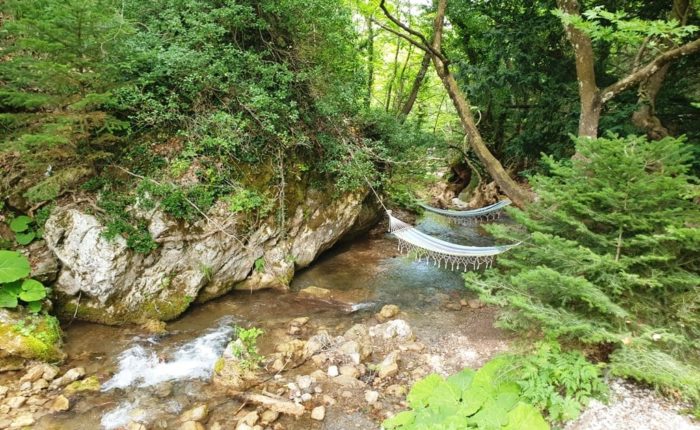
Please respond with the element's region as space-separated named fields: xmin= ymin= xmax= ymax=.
xmin=227 ymin=189 xmax=269 ymax=215
xmin=466 ymin=135 xmax=700 ymax=404
xmin=383 ymin=357 xmax=549 ymax=430
xmin=9 ymin=215 xmax=38 ymax=245
xmin=230 ymin=325 xmax=264 ymax=370
xmin=499 ymin=342 xmax=607 ymax=422
xmin=0 ymin=251 xmax=48 ymax=312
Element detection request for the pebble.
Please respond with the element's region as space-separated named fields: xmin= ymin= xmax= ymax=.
xmin=311 ymin=405 xmax=325 ymax=421
xmin=323 ymin=395 xmax=337 ymax=406
xmin=10 ymin=413 xmax=35 ymax=428
xmin=6 ymin=396 xmax=26 ymax=409
xmin=240 ymin=411 xmax=259 ymax=426
xmin=18 ymin=382 xmax=31 ymax=392
xmin=296 ymin=375 xmax=314 ymax=392
xmin=51 ymin=395 xmax=70 ymax=412
xmin=467 ymin=299 xmax=484 ymax=309
xmin=33 ymin=379 xmax=49 ymax=391
xmin=180 ymin=404 xmax=208 ymax=422
xmin=377 ymin=304 xmax=400 ymax=321
xmin=339 ymin=365 xmax=359 ymax=379
xmin=0 ymin=386 xmax=8 ymax=398
xmin=327 ymin=365 xmax=339 ymax=377
xmin=260 ymin=409 xmax=279 ymax=424
xmin=365 ymin=390 xmax=379 ymax=404
xmin=301 ymin=393 xmax=312 ymax=402
xmin=180 ymin=421 xmax=205 ymax=430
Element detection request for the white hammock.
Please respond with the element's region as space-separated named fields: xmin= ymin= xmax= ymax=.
xmin=388 ymin=214 xmax=518 ymax=271
xmin=419 ymin=199 xmax=511 ymax=225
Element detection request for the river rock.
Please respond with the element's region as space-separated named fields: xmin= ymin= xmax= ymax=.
xmin=50 ymin=367 xmax=85 ymax=389
xmin=376 ymin=304 xmax=400 ymax=321
xmin=10 ymin=413 xmax=34 ymax=428
xmin=6 ymin=396 xmax=26 ymax=409
xmin=327 ymin=365 xmax=339 ymax=377
xmin=44 ymin=188 xmax=373 ymax=325
xmin=33 ymin=378 xmax=49 ymax=391
xmin=181 ymin=421 xmax=205 ymax=430
xmin=377 ymin=352 xmax=399 ymax=379
xmin=342 ymin=324 xmax=372 ymax=360
xmin=0 ymin=309 xmax=65 ymax=365
xmin=311 ymin=405 xmax=325 ymax=421
xmin=180 ymin=404 xmax=208 ymax=422
xmin=240 ymin=411 xmax=259 ymax=426
xmin=299 ymin=286 xmax=332 ymax=300
xmin=332 ymin=374 xmax=364 ymax=388
xmin=369 ymin=319 xmax=413 ymax=341
xmin=51 ymin=395 xmax=70 ymax=412
xmin=260 ymin=409 xmax=279 ymax=424
xmin=63 ymin=375 xmax=100 ymax=395
xmin=364 ymin=390 xmax=380 ymax=404
xmin=295 ymin=375 xmax=314 ymax=393
xmin=339 ymin=365 xmax=359 ymax=379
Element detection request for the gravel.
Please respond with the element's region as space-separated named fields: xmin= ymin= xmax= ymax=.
xmin=566 ymin=379 xmax=699 ymax=430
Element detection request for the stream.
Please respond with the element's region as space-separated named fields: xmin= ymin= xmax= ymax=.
xmin=26 ymin=215 xmax=512 ymax=429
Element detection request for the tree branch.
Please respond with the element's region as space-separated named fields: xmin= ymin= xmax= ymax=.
xmin=378 ymin=0 xmax=449 ymax=64
xmin=371 ymin=19 xmax=429 ymax=52
xmin=601 ymin=37 xmax=700 ymax=103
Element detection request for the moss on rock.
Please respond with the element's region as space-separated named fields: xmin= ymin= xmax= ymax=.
xmin=0 ymin=309 xmax=65 ymax=364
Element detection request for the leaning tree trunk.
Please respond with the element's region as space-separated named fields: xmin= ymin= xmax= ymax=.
xmin=365 ymin=14 xmax=375 ymax=108
xmin=431 ymin=0 xmax=533 ymax=207
xmin=399 ymin=51 xmax=432 ymax=121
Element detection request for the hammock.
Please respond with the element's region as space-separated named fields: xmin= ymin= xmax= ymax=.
xmin=388 ymin=213 xmax=518 ymax=271
xmin=419 ymin=199 xmax=511 ymax=225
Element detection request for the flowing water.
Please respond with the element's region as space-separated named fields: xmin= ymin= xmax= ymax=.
xmin=27 ymin=215 xmax=511 ymax=429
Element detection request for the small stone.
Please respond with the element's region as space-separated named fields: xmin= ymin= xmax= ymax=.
xmin=50 ymin=367 xmax=85 ymax=389
xmin=181 ymin=421 xmax=205 ymax=430
xmin=290 ymin=317 xmax=310 ymax=326
xmin=0 ymin=386 xmax=8 ymax=398
xmin=21 ymin=365 xmax=46 ymax=383
xmin=10 ymin=414 xmax=34 ymax=428
xmin=6 ymin=396 xmax=26 ymax=409
xmin=42 ymin=365 xmax=60 ymax=382
xmin=368 ymin=320 xmax=413 ymax=341
xmin=467 ymin=299 xmax=484 ymax=309
xmin=295 ymin=375 xmax=314 ymax=392
xmin=141 ymin=319 xmax=168 ymax=334
xmin=301 ymin=393 xmax=312 ymax=402
xmin=314 ymin=386 xmax=323 ymax=394
xmin=322 ymin=395 xmax=336 ymax=406
xmin=332 ymin=375 xmax=364 ymax=388
xmin=0 ymin=418 xmax=11 ymax=429
xmin=364 ymin=390 xmax=380 ymax=404
xmin=260 ymin=409 xmax=279 ymax=424
xmin=341 ymin=391 xmax=353 ymax=398
xmin=64 ymin=375 xmax=101 ymax=395
xmin=235 ymin=424 xmax=252 ymax=430
xmin=327 ymin=365 xmax=339 ymax=377
xmin=126 ymin=423 xmax=147 ymax=430
xmin=310 ymin=406 xmax=325 ymax=421
xmin=299 ymin=286 xmax=332 ymax=300
xmin=459 ymin=299 xmax=468 ymax=307
xmin=445 ymin=303 xmax=462 ymax=311
xmin=339 ymin=365 xmax=359 ymax=379
xmin=33 ymin=379 xmax=49 ymax=391
xmin=377 ymin=304 xmax=400 ymax=321
xmin=208 ymin=422 xmax=223 ymax=430
xmin=288 ymin=326 xmax=301 ymax=335
xmin=386 ymin=384 xmax=407 ymax=397
xmin=377 ymin=352 xmax=399 ymax=379
xmin=19 ymin=382 xmax=31 ymax=392
xmin=180 ymin=404 xmax=208 ymax=422
xmin=51 ymin=395 xmax=70 ymax=412
xmin=240 ymin=411 xmax=259 ymax=426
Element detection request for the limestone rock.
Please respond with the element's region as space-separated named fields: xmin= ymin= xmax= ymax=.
xmin=327 ymin=365 xmax=339 ymax=377
xmin=180 ymin=404 xmax=208 ymax=422
xmin=311 ymin=405 xmax=325 ymax=421
xmin=10 ymin=413 xmax=35 ymax=428
xmin=377 ymin=352 xmax=399 ymax=379
xmin=50 ymin=367 xmax=85 ymax=389
xmin=6 ymin=396 xmax=26 ymax=409
xmin=260 ymin=409 xmax=279 ymax=424
xmin=364 ymin=390 xmax=379 ymax=404
xmin=44 ymin=189 xmax=372 ymax=325
xmin=51 ymin=395 xmax=70 ymax=412
xmin=299 ymin=286 xmax=332 ymax=300
xmin=369 ymin=319 xmax=413 ymax=341
xmin=376 ymin=304 xmax=400 ymax=321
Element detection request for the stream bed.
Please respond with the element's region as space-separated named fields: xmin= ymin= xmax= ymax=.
xmin=21 ymin=215 xmax=512 ymax=429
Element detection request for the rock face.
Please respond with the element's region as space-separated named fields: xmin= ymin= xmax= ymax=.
xmin=44 ymin=190 xmax=377 ymax=324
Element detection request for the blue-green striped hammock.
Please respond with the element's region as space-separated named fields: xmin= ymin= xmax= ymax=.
xmin=388 ymin=213 xmax=518 ymax=271
xmin=419 ymin=199 xmax=511 ymax=225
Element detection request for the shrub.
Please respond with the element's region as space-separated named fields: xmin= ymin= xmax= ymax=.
xmin=465 ymin=134 xmax=700 ymax=404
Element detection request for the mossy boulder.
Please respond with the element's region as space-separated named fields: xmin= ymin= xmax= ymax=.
xmin=0 ymin=308 xmax=65 ymax=366
xmin=64 ymin=375 xmax=101 ymax=395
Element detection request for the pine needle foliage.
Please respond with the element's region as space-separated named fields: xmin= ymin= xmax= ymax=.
xmin=465 ymin=134 xmax=700 ymax=403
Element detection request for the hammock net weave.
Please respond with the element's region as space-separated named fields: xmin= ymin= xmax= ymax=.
xmin=388 ymin=214 xmax=518 ymax=271
xmin=419 ymin=199 xmax=511 ymax=225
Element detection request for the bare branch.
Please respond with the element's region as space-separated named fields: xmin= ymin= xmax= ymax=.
xmin=371 ymin=19 xmax=429 ymax=52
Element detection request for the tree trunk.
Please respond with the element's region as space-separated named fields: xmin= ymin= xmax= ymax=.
xmin=399 ymin=51 xmax=431 ymax=121
xmin=631 ymin=0 xmax=689 ymax=140
xmin=385 ymin=35 xmax=402 ymax=111
xmin=365 ymin=14 xmax=375 ymax=108
xmin=430 ymin=0 xmax=533 ymax=207
xmin=557 ymin=0 xmax=600 ymax=138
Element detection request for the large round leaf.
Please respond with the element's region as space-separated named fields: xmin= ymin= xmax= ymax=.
xmin=0 ymin=250 xmax=31 ymax=283
xmin=9 ymin=216 xmax=32 ymax=233
xmin=15 ymin=231 xmax=36 ymax=245
xmin=19 ymin=279 xmax=46 ymax=302
xmin=0 ymin=286 xmax=19 ymax=308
